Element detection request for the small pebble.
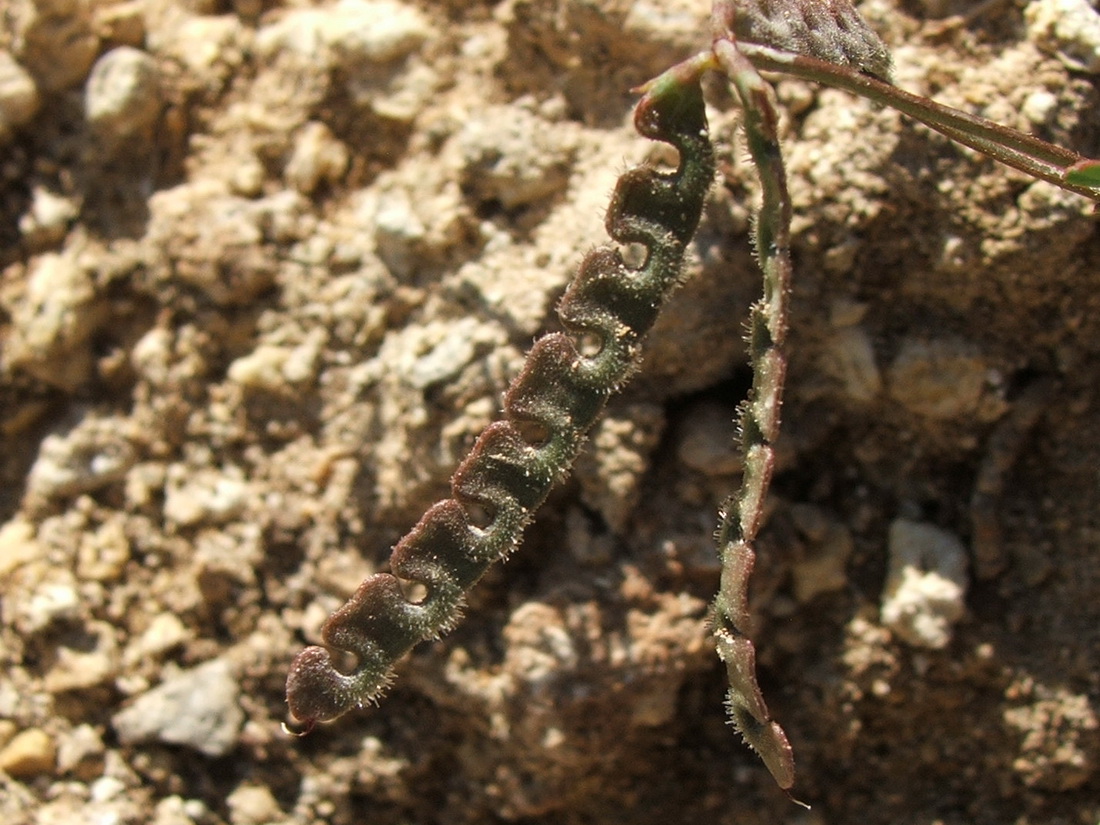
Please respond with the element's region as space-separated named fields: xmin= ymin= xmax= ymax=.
xmin=152 ymin=797 xmax=210 ymax=825
xmin=1022 ymin=89 xmax=1059 ymax=126
xmin=0 ymin=50 xmax=40 ymax=140
xmin=85 ymin=46 xmax=161 ymax=145
xmin=163 ymin=467 xmax=249 ymax=527
xmin=227 ymin=783 xmax=284 ymax=825
xmin=821 ymin=325 xmax=882 ymax=402
xmin=405 ymin=318 xmax=487 ymax=390
xmin=123 ymin=613 xmax=191 ymax=666
xmin=0 ymin=519 xmax=38 ymax=578
xmin=0 ymin=728 xmax=57 ymax=778
xmin=880 ymin=518 xmax=968 ymax=649
xmin=257 ymin=0 xmax=432 ymax=65
xmin=887 ymin=337 xmax=988 ymax=420
xmin=143 ymin=183 xmax=304 ymax=305
xmin=93 ymin=0 xmax=147 ymax=47
xmin=16 ymin=574 xmax=81 ymax=634
xmin=25 ymin=414 xmax=136 ymax=505
xmin=55 ymin=723 xmax=105 ymax=779
xmin=156 ymin=15 xmax=243 ymax=93
xmin=5 ymin=251 xmax=104 ymax=392
xmin=284 ymin=121 xmax=349 ymax=195
xmin=112 ymin=659 xmax=244 ymax=757
xmin=374 ymin=190 xmax=427 ymax=277
xmin=18 ymin=186 xmax=79 ymax=246
xmin=44 ymin=620 xmax=121 ymax=692
xmin=458 ymin=105 xmax=576 ymax=209
xmin=17 ymin=0 xmax=100 ymax=92
xmin=90 ymin=774 xmax=127 ymax=802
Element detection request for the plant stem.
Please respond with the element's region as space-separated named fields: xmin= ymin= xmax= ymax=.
xmin=736 ymin=42 xmax=1100 ymax=201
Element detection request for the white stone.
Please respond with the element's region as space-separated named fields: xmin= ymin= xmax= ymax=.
xmin=227 ymin=330 xmax=326 ymax=391
xmin=163 ymin=467 xmax=249 ymax=527
xmin=457 ymin=105 xmax=577 ymax=209
xmin=19 ymin=576 xmax=81 ymax=633
xmin=227 ymin=784 xmax=284 ymax=825
xmin=880 ymin=518 xmax=968 ymax=648
xmin=112 ymin=659 xmax=244 ymax=756
xmin=18 ymin=186 xmax=79 ymax=245
xmin=284 ymin=121 xmax=349 ymax=194
xmin=25 ymin=414 xmax=136 ymax=504
xmin=85 ymin=47 xmax=161 ymax=142
xmin=257 ymin=0 xmax=432 ymax=66
xmin=0 ymin=519 xmax=38 ymax=578
xmin=5 ymin=251 xmax=104 ymax=391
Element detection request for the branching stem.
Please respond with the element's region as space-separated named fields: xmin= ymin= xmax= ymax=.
xmin=735 ymin=42 xmax=1100 ymax=201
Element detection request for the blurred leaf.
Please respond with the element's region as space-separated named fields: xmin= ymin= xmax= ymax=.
xmin=1066 ymin=160 xmax=1100 ymax=189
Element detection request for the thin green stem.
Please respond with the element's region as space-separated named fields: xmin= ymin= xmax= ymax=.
xmin=736 ymin=42 xmax=1100 ymax=201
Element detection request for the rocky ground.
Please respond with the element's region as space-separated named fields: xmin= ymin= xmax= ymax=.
xmin=1 ymin=0 xmax=1099 ymax=823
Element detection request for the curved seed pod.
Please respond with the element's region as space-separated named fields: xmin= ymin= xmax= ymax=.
xmin=286 ymin=65 xmax=715 ymax=729
xmin=710 ymin=37 xmax=797 ymax=792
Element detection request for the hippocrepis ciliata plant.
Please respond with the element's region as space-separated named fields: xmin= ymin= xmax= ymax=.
xmin=288 ymin=0 xmax=1100 ymax=795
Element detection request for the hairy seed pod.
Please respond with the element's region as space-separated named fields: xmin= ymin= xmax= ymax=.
xmin=286 ymin=67 xmax=716 ymax=729
xmin=710 ymin=37 xmax=798 ymax=792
